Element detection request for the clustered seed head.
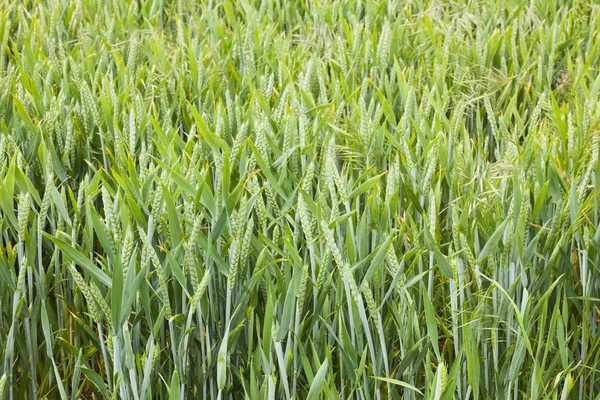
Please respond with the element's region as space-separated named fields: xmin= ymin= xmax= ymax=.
xmin=239 ymin=217 xmax=254 ymax=270
xmin=90 ymin=283 xmax=113 ymax=331
xmin=362 ymin=281 xmax=378 ymax=324
xmin=297 ymin=264 xmax=309 ymax=317
xmin=0 ymin=373 xmax=6 ymax=395
xmin=68 ymin=263 xmax=101 ymax=323
xmin=191 ymin=268 xmax=211 ymax=310
xmin=316 ymin=248 xmax=329 ymax=293
xmin=17 ymin=193 xmax=30 ymax=244
xmin=121 ymin=226 xmax=135 ymax=277
xmin=81 ymin=82 xmax=100 ymax=128
xmin=298 ymin=195 xmax=313 ymax=244
xmin=16 ymin=257 xmax=27 ymax=296
xmin=39 ymin=182 xmax=52 ymax=230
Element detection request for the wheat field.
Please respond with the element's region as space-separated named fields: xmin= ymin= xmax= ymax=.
xmin=0 ymin=0 xmax=598 ymax=399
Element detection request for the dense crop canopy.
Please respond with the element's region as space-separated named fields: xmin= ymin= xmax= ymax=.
xmin=0 ymin=0 xmax=598 ymax=399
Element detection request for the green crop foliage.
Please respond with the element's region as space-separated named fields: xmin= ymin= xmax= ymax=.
xmin=0 ymin=0 xmax=598 ymax=399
